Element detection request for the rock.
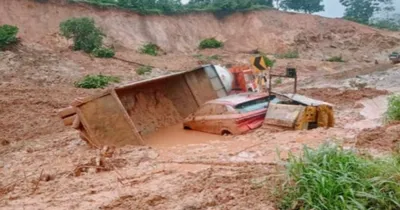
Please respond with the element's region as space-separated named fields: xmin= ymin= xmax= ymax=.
xmin=353 ymin=102 xmax=364 ymax=109
xmin=1 ymin=140 xmax=10 ymax=146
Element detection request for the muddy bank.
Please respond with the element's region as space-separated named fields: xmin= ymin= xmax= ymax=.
xmin=356 ymin=122 xmax=400 ymax=152
xmin=101 ymin=166 xmax=276 ymax=210
xmin=2 ymin=0 xmax=400 ymax=57
xmin=298 ymin=87 xmax=389 ymax=107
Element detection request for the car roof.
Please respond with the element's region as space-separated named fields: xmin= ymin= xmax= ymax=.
xmin=206 ymin=92 xmax=269 ymax=106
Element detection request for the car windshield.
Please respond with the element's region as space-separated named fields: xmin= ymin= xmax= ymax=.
xmin=235 ymin=95 xmax=280 ymax=113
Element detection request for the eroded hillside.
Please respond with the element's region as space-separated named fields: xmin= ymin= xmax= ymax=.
xmin=1 ymin=0 xmax=400 ymax=60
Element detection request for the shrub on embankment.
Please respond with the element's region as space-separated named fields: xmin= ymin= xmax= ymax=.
xmin=386 ymin=94 xmax=400 ymax=122
xmin=74 ymin=74 xmax=120 ymax=89
xmin=277 ymin=144 xmax=400 ymax=210
xmin=0 ymin=24 xmax=18 ymax=50
xmin=199 ymin=38 xmax=223 ymax=49
xmin=60 ymin=17 xmax=115 ymax=58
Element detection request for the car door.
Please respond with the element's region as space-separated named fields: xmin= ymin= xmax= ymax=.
xmin=191 ymin=104 xmax=214 ymax=133
xmin=208 ymin=104 xmax=229 ymax=134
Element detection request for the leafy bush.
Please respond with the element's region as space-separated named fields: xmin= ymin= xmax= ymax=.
xmin=276 ymin=50 xmax=299 ymax=59
xmin=278 ymin=144 xmax=400 ymax=210
xmin=263 ymin=55 xmax=275 ymax=67
xmin=327 ymin=55 xmax=345 ymax=62
xmin=92 ymin=47 xmax=115 ymax=58
xmin=136 ymin=66 xmax=152 ymax=75
xmin=199 ymin=38 xmax=224 ymax=49
xmin=386 ymin=94 xmax=400 ymax=122
xmin=140 ymin=43 xmax=159 ymax=56
xmin=0 ymin=25 xmax=18 ymax=50
xmin=74 ymin=74 xmax=120 ymax=89
xmin=60 ymin=17 xmax=104 ymax=53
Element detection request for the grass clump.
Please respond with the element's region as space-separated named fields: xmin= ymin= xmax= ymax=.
xmin=199 ymin=38 xmax=223 ymax=49
xmin=74 ymin=74 xmax=120 ymax=89
xmin=386 ymin=94 xmax=400 ymax=122
xmin=274 ymin=78 xmax=282 ymax=85
xmin=0 ymin=25 xmax=18 ymax=50
xmin=278 ymin=144 xmax=400 ymax=210
xmin=193 ymin=54 xmax=222 ymax=62
xmin=140 ymin=43 xmax=159 ymax=56
xmin=276 ymin=50 xmax=299 ymax=59
xmin=327 ymin=55 xmax=345 ymax=62
xmin=136 ymin=66 xmax=152 ymax=75
xmin=92 ymin=47 xmax=115 ymax=58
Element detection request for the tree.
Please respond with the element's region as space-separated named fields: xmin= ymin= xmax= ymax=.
xmin=280 ymin=0 xmax=324 ymax=14
xmin=252 ymin=0 xmax=273 ymax=7
xmin=60 ymin=17 xmax=104 ymax=53
xmin=274 ymin=0 xmax=282 ymax=9
xmin=340 ymin=0 xmax=393 ymax=24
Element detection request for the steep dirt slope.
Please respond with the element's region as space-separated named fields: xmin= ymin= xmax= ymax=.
xmin=1 ymin=0 xmax=400 ymax=59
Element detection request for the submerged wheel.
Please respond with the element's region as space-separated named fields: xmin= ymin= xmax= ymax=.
xmin=221 ymin=130 xmax=232 ymax=136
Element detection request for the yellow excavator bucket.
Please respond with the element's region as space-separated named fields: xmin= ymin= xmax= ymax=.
xmin=264 ymin=94 xmax=335 ymax=130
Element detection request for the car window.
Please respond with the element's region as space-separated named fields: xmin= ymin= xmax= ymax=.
xmin=213 ymin=104 xmax=228 ymax=115
xmin=195 ymin=104 xmax=214 ymax=116
xmin=235 ymin=96 xmax=280 ymax=113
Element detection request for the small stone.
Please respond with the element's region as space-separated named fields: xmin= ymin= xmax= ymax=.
xmin=1 ymin=140 xmax=10 ymax=146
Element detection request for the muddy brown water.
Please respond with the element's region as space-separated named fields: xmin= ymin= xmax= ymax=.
xmin=144 ymin=124 xmax=226 ymax=148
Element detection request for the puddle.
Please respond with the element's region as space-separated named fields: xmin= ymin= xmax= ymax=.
xmin=144 ymin=124 xmax=225 ymax=148
xmin=345 ymin=95 xmax=388 ymax=130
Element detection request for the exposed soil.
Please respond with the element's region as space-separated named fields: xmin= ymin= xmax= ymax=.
xmin=101 ymin=166 xmax=277 ymax=210
xmin=356 ymin=122 xmax=400 ymax=152
xmin=2 ymin=0 xmax=400 ymax=60
xmin=298 ymin=87 xmax=389 ymax=107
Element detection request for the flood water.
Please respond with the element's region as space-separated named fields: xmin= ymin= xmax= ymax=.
xmin=345 ymin=95 xmax=388 ymax=130
xmin=144 ymin=124 xmax=225 ymax=148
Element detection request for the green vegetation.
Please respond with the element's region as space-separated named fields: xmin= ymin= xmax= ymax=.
xmin=0 ymin=25 xmax=18 ymax=50
xmin=280 ymin=0 xmax=324 ymax=14
xmin=140 ymin=43 xmax=159 ymax=56
xmin=136 ymin=66 xmax=152 ymax=75
xmin=74 ymin=74 xmax=120 ymax=89
xmin=92 ymin=47 xmax=115 ymax=58
xmin=370 ymin=15 xmax=400 ymax=31
xmin=326 ymin=55 xmax=345 ymax=62
xmin=278 ymin=144 xmax=400 ymax=210
xmin=263 ymin=55 xmax=276 ymax=67
xmin=274 ymin=78 xmax=282 ymax=85
xmin=60 ymin=17 xmax=104 ymax=53
xmin=193 ymin=54 xmax=222 ymax=62
xmin=276 ymin=50 xmax=299 ymax=59
xmin=386 ymin=94 xmax=400 ymax=122
xmin=70 ymin=0 xmax=275 ymax=16
xmin=199 ymin=38 xmax=223 ymax=49
xmin=339 ymin=0 xmax=400 ymax=31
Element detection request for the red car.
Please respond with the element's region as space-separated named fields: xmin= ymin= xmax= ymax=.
xmin=183 ymin=93 xmax=280 ymax=135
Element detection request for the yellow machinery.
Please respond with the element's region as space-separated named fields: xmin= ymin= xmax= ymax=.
xmin=263 ymin=65 xmax=335 ymax=130
xmin=264 ymin=94 xmax=335 ymax=130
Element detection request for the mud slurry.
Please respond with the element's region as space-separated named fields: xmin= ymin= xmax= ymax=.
xmin=2 ymin=1 xmax=400 ymax=208
xmin=1 ymin=67 xmax=399 ymax=209
xmin=356 ymin=122 xmax=400 ymax=153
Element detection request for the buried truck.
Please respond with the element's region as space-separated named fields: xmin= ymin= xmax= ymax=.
xmin=58 ymin=64 xmax=334 ymax=147
xmin=389 ymin=52 xmax=400 ymax=64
